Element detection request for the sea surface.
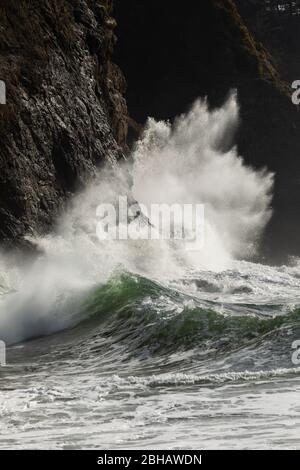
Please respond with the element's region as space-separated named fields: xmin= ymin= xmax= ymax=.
xmin=1 ymin=260 xmax=300 ymax=449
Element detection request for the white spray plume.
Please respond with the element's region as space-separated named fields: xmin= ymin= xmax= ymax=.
xmin=132 ymin=94 xmax=274 ymax=266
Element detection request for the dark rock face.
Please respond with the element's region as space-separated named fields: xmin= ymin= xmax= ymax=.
xmin=235 ymin=1 xmax=300 ymax=84
xmin=0 ymin=0 xmax=128 ymax=247
xmin=114 ymin=0 xmax=300 ymax=262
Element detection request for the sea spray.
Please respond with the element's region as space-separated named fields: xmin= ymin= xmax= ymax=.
xmin=0 ymin=95 xmax=274 ymax=345
xmin=132 ymin=94 xmax=274 ymax=266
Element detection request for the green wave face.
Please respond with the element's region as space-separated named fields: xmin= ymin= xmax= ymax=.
xmin=77 ymin=271 xmax=300 ymax=358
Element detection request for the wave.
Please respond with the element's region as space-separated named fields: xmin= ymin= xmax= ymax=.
xmin=58 ymin=270 xmax=300 ymax=361
xmin=0 ymin=94 xmax=279 ymax=350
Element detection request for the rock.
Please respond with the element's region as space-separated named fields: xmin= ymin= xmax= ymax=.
xmin=0 ymin=0 xmax=128 ymax=247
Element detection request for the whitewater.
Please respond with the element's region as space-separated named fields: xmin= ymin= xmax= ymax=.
xmin=1 ymin=95 xmax=300 ymax=449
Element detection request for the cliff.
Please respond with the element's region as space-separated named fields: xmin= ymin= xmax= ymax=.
xmin=1 ymin=0 xmax=300 ymax=261
xmin=236 ymin=0 xmax=300 ymax=83
xmin=0 ymin=0 xmax=128 ymax=248
xmin=114 ymin=0 xmax=300 ymax=261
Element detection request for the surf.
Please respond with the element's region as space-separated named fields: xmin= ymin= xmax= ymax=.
xmin=0 ymin=94 xmax=275 ymax=346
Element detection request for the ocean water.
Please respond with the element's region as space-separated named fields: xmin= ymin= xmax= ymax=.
xmin=1 ymin=263 xmax=300 ymax=449
xmin=0 ymin=96 xmax=298 ymax=449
